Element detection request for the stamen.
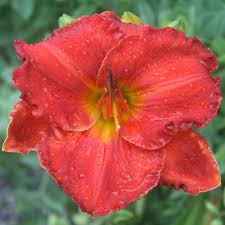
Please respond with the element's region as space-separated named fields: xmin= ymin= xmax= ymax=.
xmin=117 ymin=88 xmax=129 ymax=112
xmin=112 ymin=102 xmax=120 ymax=132
xmin=106 ymin=70 xmax=113 ymax=117
xmin=96 ymin=69 xmax=130 ymax=131
xmin=114 ymin=97 xmax=122 ymax=121
xmin=106 ymin=70 xmax=113 ymax=91
xmin=106 ymin=95 xmax=113 ymax=117
xmin=97 ymin=92 xmax=106 ymax=108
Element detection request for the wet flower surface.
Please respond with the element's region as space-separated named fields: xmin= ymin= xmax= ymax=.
xmin=2 ymin=11 xmax=222 ymax=216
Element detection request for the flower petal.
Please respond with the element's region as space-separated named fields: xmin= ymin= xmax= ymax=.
xmin=3 ymin=101 xmax=48 ymax=154
xmin=13 ymin=13 xmax=126 ymax=131
xmin=97 ymin=30 xmax=221 ymax=150
xmin=100 ymin=11 xmax=121 ymax=21
xmin=100 ymin=11 xmax=152 ymax=36
xmin=37 ymin=125 xmax=164 ymax=216
xmin=160 ymin=129 xmax=221 ymax=195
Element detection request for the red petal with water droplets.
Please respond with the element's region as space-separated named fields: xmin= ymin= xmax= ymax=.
xmin=13 ymin=13 xmax=126 ymax=131
xmin=100 ymin=11 xmax=121 ymax=21
xmin=100 ymin=11 xmax=153 ymax=36
xmin=97 ymin=31 xmax=221 ymax=150
xmin=37 ymin=127 xmax=164 ymax=216
xmin=3 ymin=101 xmax=48 ymax=154
xmin=160 ymin=129 xmax=220 ymax=195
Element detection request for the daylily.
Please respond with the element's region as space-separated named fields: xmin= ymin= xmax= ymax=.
xmin=2 ymin=11 xmax=222 ymax=216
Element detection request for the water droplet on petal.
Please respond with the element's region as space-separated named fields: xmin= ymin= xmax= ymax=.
xmin=119 ymin=201 xmax=126 ymax=207
xmin=51 ymin=127 xmax=64 ymax=140
xmin=79 ymin=174 xmax=85 ymax=178
xmin=112 ymin=191 xmax=118 ymax=196
xmin=179 ymin=122 xmax=185 ymax=129
xmin=166 ymin=122 xmax=174 ymax=130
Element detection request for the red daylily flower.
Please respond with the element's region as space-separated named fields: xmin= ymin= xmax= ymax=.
xmin=2 ymin=11 xmax=222 ymax=216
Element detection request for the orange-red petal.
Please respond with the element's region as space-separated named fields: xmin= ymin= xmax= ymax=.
xmin=3 ymin=101 xmax=48 ymax=154
xmin=100 ymin=11 xmax=153 ymax=36
xmin=37 ymin=126 xmax=164 ymax=216
xmin=100 ymin=11 xmax=121 ymax=21
xmin=97 ymin=30 xmax=221 ymax=150
xmin=160 ymin=129 xmax=221 ymax=195
xmin=13 ymin=13 xmax=126 ymax=131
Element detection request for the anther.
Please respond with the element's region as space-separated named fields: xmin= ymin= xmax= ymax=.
xmin=96 ymin=69 xmax=129 ymax=129
xmin=106 ymin=69 xmax=113 ymax=91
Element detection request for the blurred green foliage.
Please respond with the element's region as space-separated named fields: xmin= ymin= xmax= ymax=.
xmin=0 ymin=0 xmax=225 ymax=225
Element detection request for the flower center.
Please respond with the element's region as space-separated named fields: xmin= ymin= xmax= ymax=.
xmin=97 ymin=70 xmax=129 ymax=131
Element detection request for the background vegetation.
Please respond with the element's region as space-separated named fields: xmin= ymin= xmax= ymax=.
xmin=0 ymin=0 xmax=225 ymax=224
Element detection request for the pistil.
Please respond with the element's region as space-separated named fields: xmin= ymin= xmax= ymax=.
xmin=96 ymin=70 xmax=129 ymax=130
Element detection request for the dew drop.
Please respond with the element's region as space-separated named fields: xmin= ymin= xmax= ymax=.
xmin=179 ymin=122 xmax=186 ymax=129
xmin=79 ymin=174 xmax=85 ymax=178
xmin=51 ymin=127 xmax=64 ymax=140
xmin=119 ymin=201 xmax=126 ymax=207
xmin=112 ymin=191 xmax=118 ymax=196
xmin=166 ymin=123 xmax=174 ymax=130
xmin=159 ymin=138 xmax=165 ymax=144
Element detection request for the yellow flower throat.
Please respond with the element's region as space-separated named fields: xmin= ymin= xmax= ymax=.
xmin=96 ymin=70 xmax=129 ymax=132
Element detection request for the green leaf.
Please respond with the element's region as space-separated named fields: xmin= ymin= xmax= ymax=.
xmin=205 ymin=201 xmax=220 ymax=216
xmin=223 ymin=187 xmax=225 ymax=207
xmin=199 ymin=10 xmax=225 ymax=39
xmin=72 ymin=3 xmax=98 ymax=18
xmin=165 ymin=16 xmax=187 ymax=32
xmin=48 ymin=214 xmax=69 ymax=225
xmin=136 ymin=0 xmax=155 ymax=25
xmin=211 ymin=37 xmax=225 ymax=57
xmin=112 ymin=210 xmax=134 ymax=224
xmin=216 ymin=143 xmax=225 ymax=174
xmin=58 ymin=14 xmax=74 ymax=28
xmin=211 ymin=219 xmax=223 ymax=225
xmin=20 ymin=152 xmax=40 ymax=170
xmin=0 ymin=66 xmax=14 ymax=86
xmin=0 ymin=0 xmax=8 ymax=7
xmin=11 ymin=0 xmax=35 ymax=20
xmin=172 ymin=197 xmax=205 ymax=225
xmin=121 ymin=11 xmax=143 ymax=25
xmin=218 ymin=54 xmax=225 ymax=65
xmin=0 ymin=55 xmax=4 ymax=70
xmin=72 ymin=213 xmax=90 ymax=225
xmin=135 ymin=197 xmax=145 ymax=216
